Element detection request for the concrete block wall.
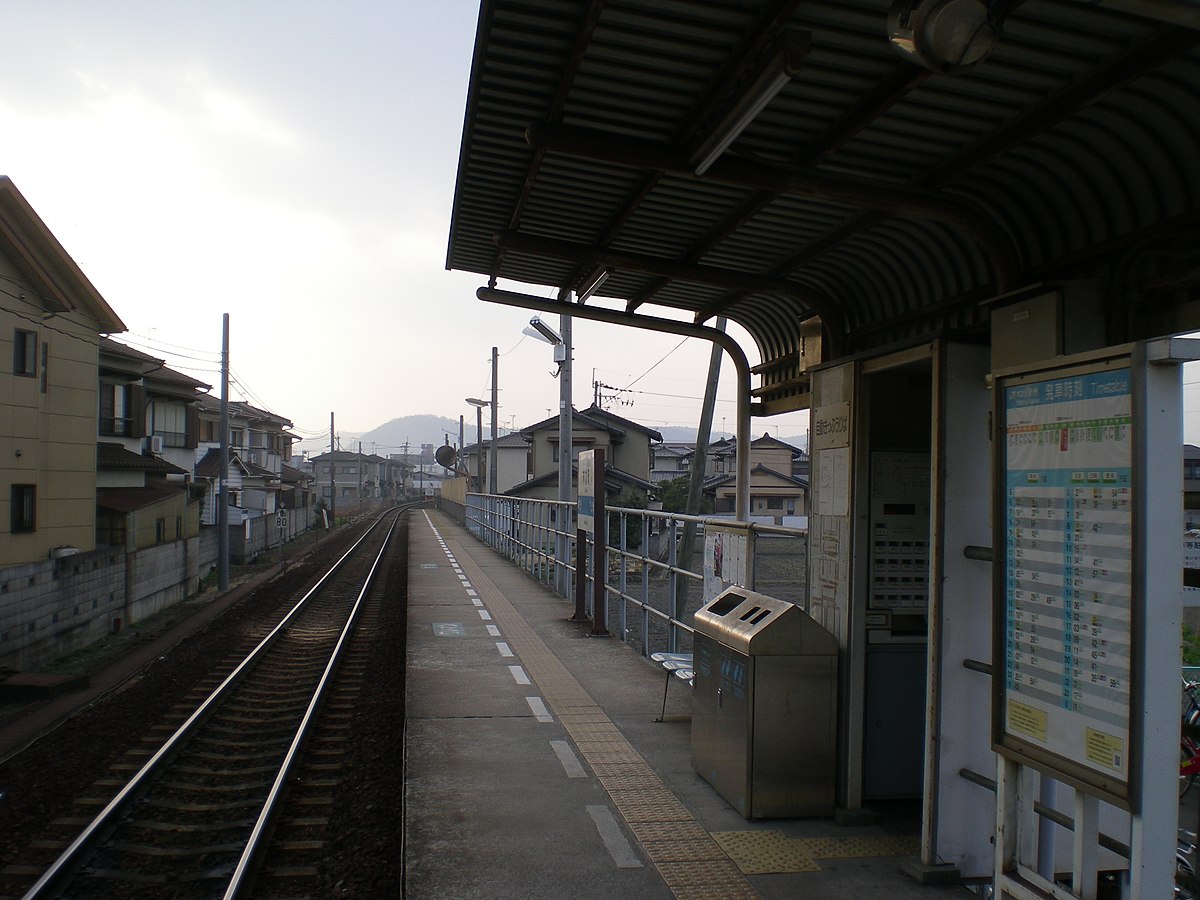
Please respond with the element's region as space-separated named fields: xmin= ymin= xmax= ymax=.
xmin=233 ymin=507 xmax=314 ymax=565
xmin=127 ymin=540 xmax=196 ymax=621
xmin=2 ymin=512 xmax=319 ymax=673
xmin=0 ymin=548 xmax=125 ymax=672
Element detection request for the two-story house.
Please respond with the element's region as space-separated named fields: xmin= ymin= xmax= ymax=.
xmin=367 ymin=452 xmax=409 ymax=501
xmin=309 ymin=449 xmax=408 ymax=509
xmin=704 ymin=432 xmax=809 ymax=520
xmin=649 ymin=442 xmax=694 ymax=485
xmin=95 ymin=339 xmax=208 ymax=550
xmin=508 ymin=405 xmax=662 ymax=503
xmin=1 ymin=177 xmax=127 ymax=567
xmin=193 ymin=397 xmax=295 ymax=524
xmin=461 ymin=432 xmax=530 ymax=494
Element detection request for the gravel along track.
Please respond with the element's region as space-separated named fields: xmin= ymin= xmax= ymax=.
xmin=0 ymin=512 xmax=409 ymax=899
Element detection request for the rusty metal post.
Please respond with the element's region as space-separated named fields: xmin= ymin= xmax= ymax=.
xmin=591 ymin=453 xmax=609 ymax=636
xmin=572 ymin=527 xmax=589 ymax=622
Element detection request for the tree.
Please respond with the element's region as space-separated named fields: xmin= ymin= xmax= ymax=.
xmin=609 ymin=490 xmax=647 ymax=549
xmin=657 ymin=475 xmax=712 ymax=515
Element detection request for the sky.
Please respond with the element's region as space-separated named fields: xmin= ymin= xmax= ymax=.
xmin=3 ymin=3 xmax=1196 ymax=456
xmin=0 ymin=0 xmax=813 ymax=458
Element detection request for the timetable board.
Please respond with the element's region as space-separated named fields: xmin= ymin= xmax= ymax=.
xmin=994 ymin=358 xmax=1134 ymax=801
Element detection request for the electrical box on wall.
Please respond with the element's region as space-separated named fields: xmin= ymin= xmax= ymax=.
xmin=989 ymin=283 xmax=1105 ymax=371
xmin=798 ymin=317 xmax=823 ymax=372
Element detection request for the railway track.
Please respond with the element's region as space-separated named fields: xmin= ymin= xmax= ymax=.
xmin=12 ymin=508 xmax=407 ymax=899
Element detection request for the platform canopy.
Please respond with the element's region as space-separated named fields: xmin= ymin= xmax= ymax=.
xmin=446 ymin=0 xmax=1200 ymax=414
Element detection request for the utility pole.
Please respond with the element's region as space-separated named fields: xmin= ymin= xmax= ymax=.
xmin=218 ymin=314 xmax=230 ymax=591
xmin=329 ymin=412 xmax=335 ymax=525
xmin=489 ymin=346 xmax=499 ymax=494
xmin=676 ymin=316 xmax=727 ymax=617
xmin=557 ymin=307 xmax=573 ymax=595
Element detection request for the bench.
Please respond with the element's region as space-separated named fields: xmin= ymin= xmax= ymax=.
xmin=650 ymin=651 xmax=693 ymax=722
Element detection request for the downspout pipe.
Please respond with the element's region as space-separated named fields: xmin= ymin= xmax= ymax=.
xmin=477 ymin=286 xmax=752 ymax=522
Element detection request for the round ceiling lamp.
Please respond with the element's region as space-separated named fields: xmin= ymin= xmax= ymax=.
xmin=888 ymin=0 xmax=1000 ymax=73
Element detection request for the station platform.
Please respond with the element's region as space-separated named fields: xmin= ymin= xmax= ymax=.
xmin=404 ymin=509 xmax=976 ymax=899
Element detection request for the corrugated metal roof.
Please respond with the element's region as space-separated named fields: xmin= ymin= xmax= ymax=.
xmin=448 ymin=0 xmax=1200 ymax=412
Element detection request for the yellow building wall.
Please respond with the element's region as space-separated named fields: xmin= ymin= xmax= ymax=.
xmin=1 ymin=304 xmax=103 ymax=565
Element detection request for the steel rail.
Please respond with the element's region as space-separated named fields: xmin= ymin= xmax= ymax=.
xmin=21 ymin=508 xmax=404 ymax=899
xmin=224 ymin=510 xmax=401 ymax=896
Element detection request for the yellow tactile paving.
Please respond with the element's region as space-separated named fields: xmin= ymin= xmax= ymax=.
xmin=429 ymin=511 xmax=761 ymax=900
xmin=595 ymin=773 xmax=665 ymax=792
xmin=711 ymin=831 xmax=821 ymax=874
xmin=639 ymin=839 xmax=728 ymax=863
xmin=796 ymin=834 xmax=920 ymax=858
xmin=627 ymin=821 xmax=712 ymax=844
xmin=605 ymin=790 xmax=694 ymax=822
xmin=656 ymin=858 xmax=763 ymax=900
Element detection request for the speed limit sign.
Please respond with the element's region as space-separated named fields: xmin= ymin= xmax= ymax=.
xmin=276 ymin=511 xmax=288 ymax=529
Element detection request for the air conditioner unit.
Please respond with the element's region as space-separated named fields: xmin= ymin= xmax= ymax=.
xmin=149 ymin=435 xmax=164 ymax=454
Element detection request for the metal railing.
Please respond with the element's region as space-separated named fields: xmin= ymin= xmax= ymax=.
xmin=462 ymin=492 xmax=808 ymax=658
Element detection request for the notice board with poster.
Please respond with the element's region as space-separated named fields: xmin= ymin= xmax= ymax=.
xmin=993 ymin=352 xmax=1135 ymax=803
xmin=702 ymin=525 xmax=753 ymax=603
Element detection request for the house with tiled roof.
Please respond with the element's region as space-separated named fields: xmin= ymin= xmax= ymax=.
xmin=193 ymin=396 xmax=296 ymax=524
xmin=308 ymin=449 xmax=410 ymax=510
xmin=461 ymin=431 xmax=529 ymax=494
xmin=701 ymin=433 xmax=809 ymax=521
xmin=649 ymin=442 xmax=694 ymax=485
xmin=95 ymin=339 xmax=209 ymax=549
xmin=506 ymin=405 xmax=663 ymax=504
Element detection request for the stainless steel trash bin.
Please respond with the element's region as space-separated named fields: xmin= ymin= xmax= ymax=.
xmin=691 ymin=586 xmax=838 ymax=818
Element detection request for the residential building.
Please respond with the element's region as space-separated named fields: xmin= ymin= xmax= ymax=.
xmin=309 ymin=450 xmax=410 ymax=507
xmin=193 ymin=396 xmax=295 ymax=524
xmin=649 ymin=442 xmax=693 ymax=485
xmin=461 ymin=432 xmax=530 ymax=494
xmin=702 ymin=433 xmax=809 ymax=520
xmin=651 ymin=433 xmax=809 ymax=495
xmin=1 ymin=177 xmax=126 ymax=566
xmin=1185 ymin=444 xmax=1200 ymax=528
xmin=93 ymin=340 xmax=210 ymax=552
xmin=508 ymin=405 xmax=662 ymax=504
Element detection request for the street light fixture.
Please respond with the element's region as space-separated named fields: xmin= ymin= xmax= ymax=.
xmin=524 ymin=316 xmax=563 ymax=344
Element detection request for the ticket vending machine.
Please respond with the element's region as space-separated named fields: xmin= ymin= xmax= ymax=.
xmin=863 ymin=450 xmax=930 ymax=798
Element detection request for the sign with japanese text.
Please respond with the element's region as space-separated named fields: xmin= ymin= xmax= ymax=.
xmin=995 ymin=357 xmax=1134 ymax=801
xmin=578 ymin=449 xmax=599 ymax=534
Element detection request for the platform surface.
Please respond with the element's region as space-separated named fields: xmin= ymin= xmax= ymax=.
xmin=404 ymin=509 xmax=975 ymax=899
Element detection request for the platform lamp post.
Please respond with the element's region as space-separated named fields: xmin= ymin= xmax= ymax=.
xmin=466 ymin=398 xmax=487 ymax=493
xmin=524 ymin=313 xmax=572 ymax=597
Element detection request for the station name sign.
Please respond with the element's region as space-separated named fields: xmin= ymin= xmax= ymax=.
xmin=811 ymin=402 xmax=850 ymax=450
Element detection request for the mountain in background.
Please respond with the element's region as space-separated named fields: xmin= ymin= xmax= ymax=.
xmin=348 ymin=415 xmax=808 ymax=456
xmin=357 ymin=415 xmax=465 ymax=455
